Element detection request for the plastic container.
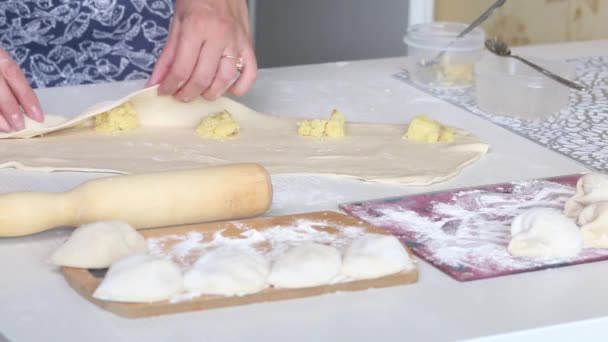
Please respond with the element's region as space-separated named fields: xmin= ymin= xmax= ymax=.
xmin=474 ymin=54 xmax=574 ymax=119
xmin=404 ymin=22 xmax=485 ymax=89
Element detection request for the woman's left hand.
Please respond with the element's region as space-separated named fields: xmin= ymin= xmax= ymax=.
xmin=147 ymin=0 xmax=257 ymax=101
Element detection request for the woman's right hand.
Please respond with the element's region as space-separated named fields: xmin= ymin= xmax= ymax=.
xmin=0 ymin=48 xmax=44 ymax=132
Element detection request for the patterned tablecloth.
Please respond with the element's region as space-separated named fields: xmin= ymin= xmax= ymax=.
xmin=395 ymin=57 xmax=608 ymax=173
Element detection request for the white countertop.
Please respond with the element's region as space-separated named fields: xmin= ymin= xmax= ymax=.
xmin=2 ymin=40 xmax=608 ymax=342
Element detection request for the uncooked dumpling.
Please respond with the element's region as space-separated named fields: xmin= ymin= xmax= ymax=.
xmin=577 ymin=201 xmax=608 ymax=248
xmin=184 ymin=249 xmax=269 ymax=296
xmin=268 ymin=243 xmax=341 ymax=288
xmin=508 ymin=208 xmax=582 ymax=258
xmin=342 ymin=234 xmax=414 ymax=279
xmin=564 ymin=173 xmax=608 ymax=218
xmin=50 ymin=220 xmax=147 ymax=268
xmin=93 ymin=254 xmax=183 ymax=303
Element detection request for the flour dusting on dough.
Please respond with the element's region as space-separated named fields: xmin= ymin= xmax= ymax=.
xmin=147 ymin=219 xmax=367 ymax=303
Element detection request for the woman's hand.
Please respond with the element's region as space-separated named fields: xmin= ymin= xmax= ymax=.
xmin=147 ymin=0 xmax=257 ymax=101
xmin=0 ymin=49 xmax=44 ymax=132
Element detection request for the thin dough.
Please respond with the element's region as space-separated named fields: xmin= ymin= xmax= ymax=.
xmin=564 ymin=173 xmax=608 ymax=218
xmin=342 ymin=234 xmax=414 ymax=279
xmin=93 ymin=254 xmax=184 ymax=303
xmin=577 ymin=201 xmax=608 ymax=248
xmin=50 ymin=220 xmax=147 ymax=269
xmin=183 ymin=249 xmax=269 ymax=296
xmin=0 ymin=86 xmax=489 ymax=185
xmin=268 ymin=243 xmax=341 ymax=288
xmin=508 ymin=208 xmax=583 ymax=258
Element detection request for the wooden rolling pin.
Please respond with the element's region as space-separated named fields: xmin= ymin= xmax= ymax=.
xmin=0 ymin=163 xmax=273 ymax=237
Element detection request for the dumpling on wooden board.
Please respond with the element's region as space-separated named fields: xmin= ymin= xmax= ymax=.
xmin=93 ymin=254 xmax=184 ymax=303
xmin=341 ymin=234 xmax=414 ymax=280
xmin=268 ymin=243 xmax=341 ymax=288
xmin=184 ymin=248 xmax=269 ymax=296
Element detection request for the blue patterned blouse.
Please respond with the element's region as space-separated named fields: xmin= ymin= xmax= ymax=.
xmin=1 ymin=0 xmax=174 ymax=88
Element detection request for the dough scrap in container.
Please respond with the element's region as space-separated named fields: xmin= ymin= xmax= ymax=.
xmin=184 ymin=248 xmax=269 ymax=296
xmin=508 ymin=208 xmax=583 ymax=258
xmin=577 ymin=201 xmax=608 ymax=248
xmin=50 ymin=220 xmax=147 ymax=269
xmin=342 ymin=234 xmax=414 ymax=279
xmin=564 ymin=173 xmax=608 ymax=218
xmin=268 ymin=243 xmax=341 ymax=288
xmin=93 ymin=254 xmax=184 ymax=303
xmin=435 ymin=55 xmax=474 ymax=86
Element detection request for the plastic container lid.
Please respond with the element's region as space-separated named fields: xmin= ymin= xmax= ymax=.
xmin=404 ymin=22 xmax=485 ymax=51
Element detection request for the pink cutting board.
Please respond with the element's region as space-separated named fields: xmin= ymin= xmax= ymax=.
xmin=340 ymin=174 xmax=608 ymax=281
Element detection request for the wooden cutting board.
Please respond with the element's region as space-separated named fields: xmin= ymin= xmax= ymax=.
xmin=62 ymin=211 xmax=418 ymax=318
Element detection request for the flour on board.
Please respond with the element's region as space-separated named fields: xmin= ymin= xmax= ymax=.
xmin=146 ymin=219 xmax=369 ymax=303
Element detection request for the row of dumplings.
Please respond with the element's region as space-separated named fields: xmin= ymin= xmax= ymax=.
xmin=50 ymin=221 xmax=415 ymax=303
xmin=508 ymin=173 xmax=608 ymax=259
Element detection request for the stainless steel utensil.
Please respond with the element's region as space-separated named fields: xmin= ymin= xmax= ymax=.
xmin=419 ymin=0 xmax=507 ymax=67
xmin=484 ymin=37 xmax=587 ymax=91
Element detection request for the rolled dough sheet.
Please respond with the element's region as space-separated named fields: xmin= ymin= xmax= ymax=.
xmin=0 ymin=87 xmax=489 ymax=185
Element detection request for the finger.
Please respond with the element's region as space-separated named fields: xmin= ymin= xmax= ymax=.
xmin=201 ymin=55 xmax=239 ymax=100
xmin=0 ymin=77 xmax=24 ymax=131
xmin=0 ymin=114 xmax=11 ymax=133
xmin=147 ymin=19 xmax=181 ymax=87
xmin=174 ymin=38 xmax=225 ymax=102
xmin=157 ymin=19 xmax=206 ymax=96
xmin=228 ymin=46 xmax=258 ymax=96
xmin=0 ymin=54 xmax=43 ymax=122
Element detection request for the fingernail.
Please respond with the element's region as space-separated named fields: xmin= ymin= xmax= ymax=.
xmin=11 ymin=113 xmax=25 ymax=130
xmin=180 ymin=96 xmax=190 ymax=102
xmin=0 ymin=120 xmax=12 ymax=132
xmin=146 ymin=78 xmax=158 ymax=87
xmin=30 ymin=105 xmax=44 ymax=122
xmin=177 ymin=80 xmax=185 ymax=88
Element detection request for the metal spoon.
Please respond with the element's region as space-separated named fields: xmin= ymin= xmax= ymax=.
xmin=419 ymin=0 xmax=507 ymax=67
xmin=485 ymin=38 xmax=587 ymax=91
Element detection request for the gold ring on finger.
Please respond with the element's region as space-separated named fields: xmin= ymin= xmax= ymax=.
xmin=222 ymin=55 xmax=245 ymax=73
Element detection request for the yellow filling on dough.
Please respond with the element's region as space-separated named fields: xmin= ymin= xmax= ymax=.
xmin=404 ymin=115 xmax=455 ymax=143
xmin=196 ymin=111 xmax=240 ymax=139
xmin=94 ymin=102 xmax=139 ymax=133
xmin=325 ymin=110 xmax=346 ymax=138
xmin=297 ymin=109 xmax=346 ymax=138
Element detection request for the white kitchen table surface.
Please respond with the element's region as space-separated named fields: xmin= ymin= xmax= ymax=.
xmin=2 ymin=40 xmax=608 ymax=342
